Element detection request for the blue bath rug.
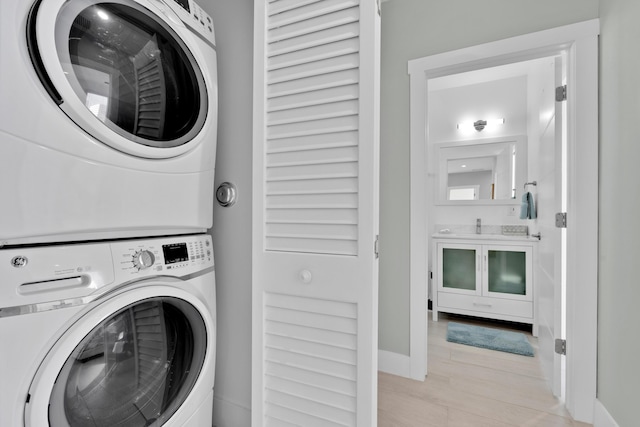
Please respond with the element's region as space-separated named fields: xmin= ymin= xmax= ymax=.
xmin=446 ymin=322 xmax=534 ymax=357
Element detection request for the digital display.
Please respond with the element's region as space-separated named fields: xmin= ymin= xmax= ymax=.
xmin=172 ymin=0 xmax=190 ymax=12
xmin=162 ymin=243 xmax=189 ymax=264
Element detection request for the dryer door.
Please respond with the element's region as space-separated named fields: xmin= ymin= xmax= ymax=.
xmin=25 ymin=283 xmax=214 ymax=427
xmin=28 ymin=0 xmax=210 ymax=159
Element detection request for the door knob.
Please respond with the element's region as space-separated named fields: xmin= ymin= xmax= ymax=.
xmin=216 ymin=182 xmax=237 ymax=207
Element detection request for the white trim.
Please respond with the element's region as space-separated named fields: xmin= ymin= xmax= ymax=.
xmin=213 ymin=396 xmax=251 ymax=427
xmin=409 ymin=49 xmax=429 ymax=381
xmin=250 ymin=0 xmax=267 ymax=424
xmin=408 ymin=20 xmax=600 ymax=75
xmin=407 ymin=19 xmax=599 ymax=423
xmin=378 ymin=350 xmax=413 ymax=378
xmin=594 ymin=400 xmax=620 ymax=427
xmin=562 ymin=28 xmax=599 ymax=423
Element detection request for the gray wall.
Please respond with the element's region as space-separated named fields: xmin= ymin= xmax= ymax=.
xmin=205 ymin=0 xmax=253 ymax=425
xmin=598 ymin=1 xmax=640 ymax=425
xmin=378 ymin=0 xmax=599 ymax=354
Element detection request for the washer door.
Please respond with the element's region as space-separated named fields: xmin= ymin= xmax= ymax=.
xmin=25 ymin=284 xmax=213 ymax=427
xmin=28 ymin=0 xmax=208 ymax=158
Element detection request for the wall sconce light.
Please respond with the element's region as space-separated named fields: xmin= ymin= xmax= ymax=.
xmin=457 ymin=118 xmax=505 ymax=132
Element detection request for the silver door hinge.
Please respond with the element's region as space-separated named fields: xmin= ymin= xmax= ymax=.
xmin=556 ymin=85 xmax=567 ymax=102
xmin=374 ymin=235 xmax=380 ymax=258
xmin=555 ymin=338 xmax=567 ymax=355
xmin=555 ymin=212 xmax=567 ymax=228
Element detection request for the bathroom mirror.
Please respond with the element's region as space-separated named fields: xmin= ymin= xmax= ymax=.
xmin=435 ymin=136 xmax=527 ymax=205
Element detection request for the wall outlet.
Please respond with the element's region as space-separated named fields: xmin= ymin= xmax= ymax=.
xmin=507 ymin=206 xmax=517 ymax=216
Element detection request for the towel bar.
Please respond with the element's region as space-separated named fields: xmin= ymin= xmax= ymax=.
xmin=524 ymin=181 xmax=537 ymax=190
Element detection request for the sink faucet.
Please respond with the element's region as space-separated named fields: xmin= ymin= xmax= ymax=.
xmin=476 ymin=218 xmax=481 ymax=234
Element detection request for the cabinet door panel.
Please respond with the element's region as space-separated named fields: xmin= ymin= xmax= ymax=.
xmin=487 ymin=250 xmax=526 ymax=295
xmin=437 ymin=243 xmax=481 ymax=295
xmin=483 ymin=245 xmax=533 ymax=301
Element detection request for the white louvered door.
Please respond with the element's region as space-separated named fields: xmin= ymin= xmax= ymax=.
xmin=252 ymin=1 xmax=380 ymax=426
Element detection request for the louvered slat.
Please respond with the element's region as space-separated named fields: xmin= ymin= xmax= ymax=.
xmin=268 ymin=100 xmax=358 ymax=126
xmin=269 ymin=7 xmax=359 ymax=46
xmin=264 ymin=293 xmax=357 ymax=426
xmin=268 ymin=84 xmax=358 ymax=113
xmin=267 ymin=145 xmax=357 ymax=166
xmin=268 ymin=53 xmax=359 ymax=84
xmin=268 ymin=0 xmax=322 ymax=16
xmin=268 ymin=116 xmax=358 ymax=140
xmin=267 ymin=130 xmax=357 ymax=153
xmin=268 ymin=0 xmax=358 ymax=30
xmin=269 ymin=69 xmax=358 ymax=98
xmin=268 ymin=25 xmax=359 ymax=61
xmin=267 ymin=177 xmax=357 ymax=196
xmin=266 ymin=208 xmax=357 ymax=226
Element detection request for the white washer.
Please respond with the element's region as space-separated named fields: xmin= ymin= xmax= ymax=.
xmin=0 ymin=0 xmax=218 ymax=245
xmin=0 ymin=234 xmax=216 ymax=426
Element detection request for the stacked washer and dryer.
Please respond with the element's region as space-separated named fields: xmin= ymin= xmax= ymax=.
xmin=0 ymin=0 xmax=218 ymax=425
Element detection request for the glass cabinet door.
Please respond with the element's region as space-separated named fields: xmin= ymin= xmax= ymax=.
xmin=484 ymin=245 xmax=533 ymax=300
xmin=438 ymin=244 xmax=481 ymax=295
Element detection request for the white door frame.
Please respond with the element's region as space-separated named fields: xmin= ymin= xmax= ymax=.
xmin=407 ymin=20 xmax=599 ymax=423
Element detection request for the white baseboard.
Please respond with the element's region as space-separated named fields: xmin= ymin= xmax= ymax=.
xmin=378 ymin=349 xmax=412 ymax=378
xmin=212 ymin=395 xmax=251 ymax=427
xmin=593 ymin=399 xmax=619 ymax=427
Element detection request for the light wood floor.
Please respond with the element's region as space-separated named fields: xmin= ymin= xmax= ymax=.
xmin=378 ymin=312 xmax=592 ymax=427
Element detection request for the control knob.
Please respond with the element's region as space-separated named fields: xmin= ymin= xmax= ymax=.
xmin=133 ymin=250 xmax=155 ymax=271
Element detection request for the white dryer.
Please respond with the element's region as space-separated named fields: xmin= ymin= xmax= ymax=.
xmin=0 ymin=0 xmax=218 ymax=245
xmin=0 ymin=234 xmax=216 ymax=426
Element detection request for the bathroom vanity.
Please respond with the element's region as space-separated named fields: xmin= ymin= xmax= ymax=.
xmin=432 ymin=232 xmax=538 ymax=335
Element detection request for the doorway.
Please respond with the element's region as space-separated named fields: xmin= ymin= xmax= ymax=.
xmin=427 ymin=54 xmax=564 ymax=393
xmin=407 ymin=20 xmax=598 ymax=423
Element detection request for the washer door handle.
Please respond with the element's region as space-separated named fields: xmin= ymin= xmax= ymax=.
xmin=216 ymin=182 xmax=237 ymax=207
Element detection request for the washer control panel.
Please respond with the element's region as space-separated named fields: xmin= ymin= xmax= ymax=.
xmin=114 ymin=234 xmax=213 ymax=277
xmin=0 ymin=234 xmax=213 ymax=310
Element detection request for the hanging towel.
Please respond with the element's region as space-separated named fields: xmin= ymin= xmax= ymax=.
xmin=520 ymin=192 xmax=537 ymax=220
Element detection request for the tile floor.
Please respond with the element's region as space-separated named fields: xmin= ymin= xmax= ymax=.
xmin=377 ymin=312 xmax=592 ymax=427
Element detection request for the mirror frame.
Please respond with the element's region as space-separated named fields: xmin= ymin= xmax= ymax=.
xmin=434 ymin=135 xmax=527 ymax=206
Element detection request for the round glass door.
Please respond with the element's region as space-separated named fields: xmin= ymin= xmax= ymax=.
xmin=30 ymin=0 xmax=208 ymax=150
xmin=47 ymin=297 xmax=207 ymax=427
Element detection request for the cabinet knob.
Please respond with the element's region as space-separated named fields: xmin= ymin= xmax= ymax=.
xmin=299 ymin=269 xmax=313 ymax=284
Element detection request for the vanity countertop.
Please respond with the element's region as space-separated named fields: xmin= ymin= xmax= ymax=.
xmin=432 ymin=232 xmax=537 ymax=242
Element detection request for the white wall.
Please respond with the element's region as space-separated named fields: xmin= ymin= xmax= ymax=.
xmin=379 ymin=0 xmax=599 ymax=356
xmin=598 ymin=1 xmax=640 ymax=425
xmin=427 ymin=75 xmax=528 ymax=235
xmin=428 ymin=76 xmax=527 ymax=143
xmin=204 ymin=0 xmax=253 ymax=425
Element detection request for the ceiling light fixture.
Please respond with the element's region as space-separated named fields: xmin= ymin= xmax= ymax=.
xmin=457 ymin=118 xmax=505 ymax=132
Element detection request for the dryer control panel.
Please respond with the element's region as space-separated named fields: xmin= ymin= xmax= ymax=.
xmin=162 ymin=0 xmax=216 ymax=47
xmin=113 ymin=234 xmax=214 ymax=278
